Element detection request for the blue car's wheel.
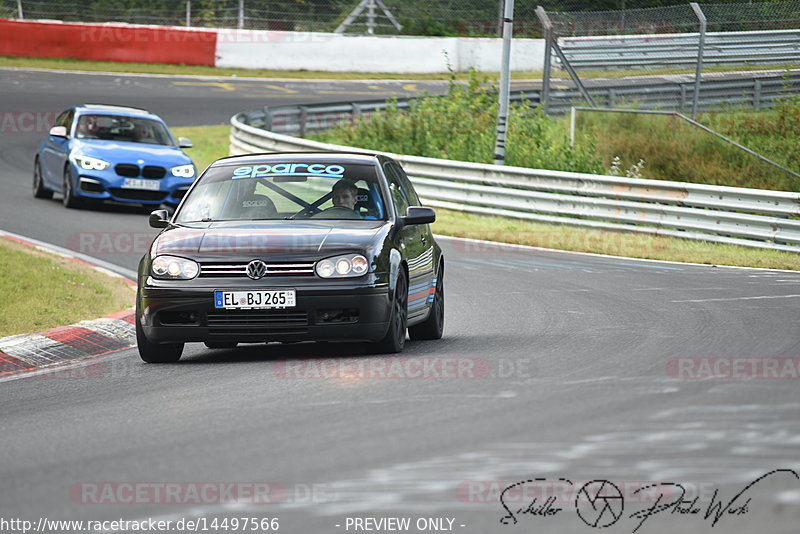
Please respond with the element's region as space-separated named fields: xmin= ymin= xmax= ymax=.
xmin=62 ymin=166 xmax=85 ymax=209
xmin=33 ymin=158 xmax=53 ymax=199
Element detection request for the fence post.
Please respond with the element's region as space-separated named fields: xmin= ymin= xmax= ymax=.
xmin=299 ymin=106 xmax=308 ymax=137
xmin=690 ymin=2 xmax=707 ymax=120
xmin=493 ymin=0 xmax=515 ymax=165
xmin=754 ymin=79 xmax=762 ymax=110
xmin=237 ymin=0 xmax=244 ymax=29
xmin=367 ymin=0 xmax=376 ymax=34
xmin=535 ymin=6 xmax=553 ymax=114
xmin=186 ymin=0 xmax=191 ymax=27
xmin=17 ymin=0 xmax=23 ymax=18
xmin=263 ymin=107 xmax=273 ymax=131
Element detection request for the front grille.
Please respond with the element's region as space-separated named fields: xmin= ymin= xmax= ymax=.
xmin=200 ymin=262 xmax=316 ymax=278
xmin=142 ymin=165 xmax=166 ymax=179
xmin=109 ymin=188 xmax=168 ymax=201
xmin=115 ymin=164 xmax=139 ymax=177
xmin=207 ymin=310 xmax=309 ymax=335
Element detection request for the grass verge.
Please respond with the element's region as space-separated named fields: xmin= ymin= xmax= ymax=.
xmin=173 ymin=124 xmax=799 ymax=271
xmin=3 ymin=56 xmax=795 ymax=82
xmin=0 ymin=56 xmax=531 ymax=81
xmin=172 ymin=125 xmax=231 ymax=173
xmin=432 ymin=209 xmax=800 ymax=271
xmin=0 ymin=238 xmax=134 ymax=337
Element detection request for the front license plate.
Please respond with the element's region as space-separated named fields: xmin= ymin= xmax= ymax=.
xmin=122 ymin=178 xmax=160 ymax=191
xmin=214 ymin=290 xmax=296 ymax=309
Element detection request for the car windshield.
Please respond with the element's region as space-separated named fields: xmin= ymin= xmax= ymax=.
xmin=174 ymin=161 xmax=387 ymax=223
xmin=75 ymin=114 xmax=174 ymax=146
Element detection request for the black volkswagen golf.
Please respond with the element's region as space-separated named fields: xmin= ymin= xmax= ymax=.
xmin=136 ymin=152 xmax=444 ymax=362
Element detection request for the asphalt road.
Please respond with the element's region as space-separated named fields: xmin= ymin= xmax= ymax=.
xmin=1 ymin=69 xmax=799 ymax=534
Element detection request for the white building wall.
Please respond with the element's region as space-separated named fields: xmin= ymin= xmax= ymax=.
xmin=215 ymin=29 xmax=545 ymax=73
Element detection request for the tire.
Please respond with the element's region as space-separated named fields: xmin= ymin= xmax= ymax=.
xmin=204 ymin=341 xmax=238 ymax=349
xmin=373 ymin=268 xmax=408 ymax=354
xmin=136 ymin=310 xmax=184 ymax=363
xmin=33 ymin=158 xmax=53 ymax=199
xmin=62 ymin=165 xmax=84 ymax=209
xmin=409 ymin=265 xmax=444 ymax=341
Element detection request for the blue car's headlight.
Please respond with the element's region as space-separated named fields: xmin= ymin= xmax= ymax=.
xmin=315 ymin=254 xmax=369 ymax=278
xmin=171 ymin=164 xmax=195 ymax=178
xmin=73 ymin=155 xmax=110 ymax=171
xmin=151 ymin=255 xmax=199 ymax=280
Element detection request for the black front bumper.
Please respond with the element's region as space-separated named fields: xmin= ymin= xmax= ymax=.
xmin=138 ymin=280 xmax=391 ymax=344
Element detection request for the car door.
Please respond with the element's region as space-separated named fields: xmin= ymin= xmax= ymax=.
xmin=41 ymin=109 xmax=73 ymax=190
xmin=384 ymin=160 xmax=435 ymax=320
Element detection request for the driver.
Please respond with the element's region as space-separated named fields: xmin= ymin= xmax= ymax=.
xmin=332 ymin=179 xmax=358 ymax=210
xmin=76 ymin=116 xmax=99 ymax=138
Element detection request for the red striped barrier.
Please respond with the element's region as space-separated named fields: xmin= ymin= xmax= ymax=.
xmin=0 ymin=19 xmax=216 ymax=66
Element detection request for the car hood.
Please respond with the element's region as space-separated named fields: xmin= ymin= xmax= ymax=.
xmin=152 ymin=220 xmax=392 ymax=260
xmin=72 ymin=139 xmax=192 ymax=166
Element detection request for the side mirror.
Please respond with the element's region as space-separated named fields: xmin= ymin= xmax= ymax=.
xmin=178 ymin=137 xmax=193 ymax=149
xmin=149 ymin=209 xmax=170 ymax=228
xmin=49 ymin=126 xmax=68 ymax=138
xmin=401 ymin=206 xmax=436 ymax=226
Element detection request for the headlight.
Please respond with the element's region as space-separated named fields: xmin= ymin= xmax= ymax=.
xmin=315 ymin=254 xmax=369 ymax=278
xmin=151 ymin=255 xmax=199 ymax=280
xmin=73 ymin=155 xmax=110 ymax=171
xmin=171 ymin=164 xmax=195 ymax=178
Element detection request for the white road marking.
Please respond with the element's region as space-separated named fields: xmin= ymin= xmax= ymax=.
xmin=672 ymin=294 xmax=800 ymax=303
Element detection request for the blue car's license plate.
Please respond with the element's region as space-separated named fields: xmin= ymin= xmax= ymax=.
xmin=122 ymin=178 xmax=160 ymax=191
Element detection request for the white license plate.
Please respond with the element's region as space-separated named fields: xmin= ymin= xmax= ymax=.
xmin=214 ymin=290 xmax=296 ymax=309
xmin=122 ymin=178 xmax=160 ymax=191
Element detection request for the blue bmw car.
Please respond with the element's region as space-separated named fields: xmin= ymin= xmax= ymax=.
xmin=33 ymin=104 xmax=196 ymax=209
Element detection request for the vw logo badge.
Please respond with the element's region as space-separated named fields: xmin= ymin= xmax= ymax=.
xmin=246 ymin=260 xmax=268 ymax=280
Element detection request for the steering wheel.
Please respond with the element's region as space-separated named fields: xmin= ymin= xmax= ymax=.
xmin=312 ymin=206 xmax=360 ymax=219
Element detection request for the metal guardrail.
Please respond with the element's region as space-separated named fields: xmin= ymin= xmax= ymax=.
xmin=560 ymin=30 xmax=800 ymax=70
xmin=231 ymin=109 xmax=800 ymax=253
xmin=544 ymin=72 xmax=800 ymax=114
xmin=237 ymin=71 xmax=800 ymax=130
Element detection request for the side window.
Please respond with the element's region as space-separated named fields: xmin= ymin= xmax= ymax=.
xmin=64 ymin=110 xmax=75 ymax=135
xmin=55 ymin=111 xmax=69 ymax=128
xmin=383 ymin=162 xmax=410 ymax=217
xmin=391 ymin=162 xmax=421 ymax=206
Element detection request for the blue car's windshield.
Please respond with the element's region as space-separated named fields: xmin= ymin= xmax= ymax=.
xmin=175 ymin=161 xmax=387 ymax=223
xmin=75 ymin=114 xmax=174 ymax=146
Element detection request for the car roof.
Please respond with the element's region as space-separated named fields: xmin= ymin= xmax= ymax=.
xmin=76 ymin=104 xmax=161 ymax=120
xmin=210 ymin=152 xmax=383 ymax=167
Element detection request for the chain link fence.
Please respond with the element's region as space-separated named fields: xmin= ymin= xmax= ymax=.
xmin=539 ymin=1 xmax=800 ymax=114
xmin=0 ymin=0 xmax=708 ymax=36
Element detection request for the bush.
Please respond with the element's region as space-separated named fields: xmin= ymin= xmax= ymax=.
xmin=311 ymin=72 xmax=604 ymax=174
